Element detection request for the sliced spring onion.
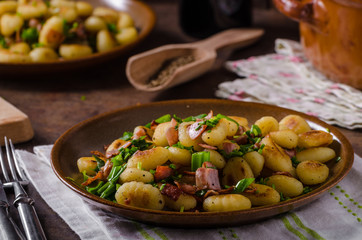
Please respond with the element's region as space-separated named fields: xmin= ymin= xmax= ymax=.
xmin=232 ymin=178 xmax=255 ymax=194
xmin=191 ymin=151 xmax=210 ymax=171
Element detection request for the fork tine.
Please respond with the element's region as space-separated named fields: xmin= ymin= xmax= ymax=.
xmin=9 ymin=139 xmax=27 ymax=181
xmin=0 ymin=139 xmax=10 ymax=182
xmin=4 ymin=137 xmax=19 ymax=182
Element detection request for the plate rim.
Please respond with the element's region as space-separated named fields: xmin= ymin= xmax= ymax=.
xmin=50 ymin=99 xmax=354 ymax=223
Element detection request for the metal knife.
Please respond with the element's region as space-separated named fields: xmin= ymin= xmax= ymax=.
xmin=0 ymin=179 xmax=25 ymax=240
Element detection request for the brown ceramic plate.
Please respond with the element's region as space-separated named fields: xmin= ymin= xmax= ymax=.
xmin=51 ymin=99 xmax=354 ymax=227
xmin=0 ymin=0 xmax=155 ymax=74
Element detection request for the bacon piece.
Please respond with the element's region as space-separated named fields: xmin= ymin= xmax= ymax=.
xmin=188 ymin=122 xmax=207 ymax=140
xmin=284 ymin=149 xmax=296 ymax=158
xmin=154 ymin=165 xmax=173 ymax=182
xmin=222 ymin=142 xmax=238 ymax=154
xmin=81 ymin=171 xmax=104 ymax=186
xmin=198 ymin=143 xmax=217 ymax=150
xmin=175 ymin=181 xmax=197 ymax=195
xmin=202 ymin=161 xmax=215 ymax=168
xmin=205 ymin=110 xmax=213 ymax=120
xmin=195 ymin=167 xmax=221 ymax=191
xmin=90 ymin=151 xmax=106 ymax=159
xmin=150 ymin=120 xmax=158 ymax=130
xmin=204 ymin=190 xmax=219 ymax=198
xmin=161 ymin=183 xmax=182 ymax=201
xmin=244 ymin=186 xmax=257 ymax=193
xmin=233 ymin=135 xmax=248 ymax=145
xmin=101 ymin=160 xmax=113 ymax=179
xmin=218 ymin=186 xmax=234 ymax=194
xmin=165 ymin=118 xmax=178 ymax=146
xmin=133 ymin=127 xmax=147 ymax=140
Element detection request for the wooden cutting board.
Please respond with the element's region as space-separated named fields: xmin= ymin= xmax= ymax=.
xmin=0 ymin=97 xmax=34 ymax=146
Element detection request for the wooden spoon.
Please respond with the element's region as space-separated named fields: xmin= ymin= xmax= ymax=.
xmin=126 ymin=28 xmax=264 ymax=92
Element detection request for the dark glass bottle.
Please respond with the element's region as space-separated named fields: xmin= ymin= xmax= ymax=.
xmin=179 ymin=0 xmax=253 ymax=38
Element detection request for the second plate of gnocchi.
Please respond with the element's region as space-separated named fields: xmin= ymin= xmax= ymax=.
xmin=51 ymin=99 xmax=354 ymax=227
xmin=0 ymin=0 xmax=155 ymax=73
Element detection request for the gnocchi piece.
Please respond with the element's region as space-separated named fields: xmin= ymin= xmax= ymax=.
xmin=17 ymin=1 xmax=48 ymax=20
xmin=202 ymin=118 xmax=228 ymax=146
xmin=84 ymin=16 xmax=108 ymax=33
xmin=115 ymin=181 xmax=165 ymax=210
xmin=296 ymin=160 xmax=329 ymax=185
xmin=204 ymin=149 xmax=226 ymax=169
xmin=152 ymin=121 xmax=173 ymax=147
xmin=48 ymin=0 xmax=78 ymax=23
xmin=96 ymin=29 xmax=118 ymax=53
xmin=120 ymin=168 xmax=154 ymax=183
xmin=269 ymin=130 xmax=298 ymax=149
xmin=93 ymin=6 xmax=119 ymax=23
xmin=0 ymin=13 xmax=23 ymax=37
xmin=9 ymin=42 xmax=30 ymax=55
xmin=243 ymin=151 xmax=264 ymax=177
xmin=164 ymin=193 xmax=197 ymax=211
xmin=105 ymin=139 xmax=128 ymax=158
xmin=117 ymin=12 xmax=134 ymax=29
xmin=168 ymin=147 xmax=191 ymax=166
xmin=0 ymin=49 xmax=31 ymax=63
xmin=260 ymin=135 xmax=294 ymax=175
xmin=115 ymin=27 xmax=138 ymax=46
xmin=228 ymin=116 xmax=249 ymax=130
xmin=127 ymin=147 xmax=169 ymax=170
xmin=77 ymin=157 xmax=98 ymax=175
xmin=76 ymin=1 xmax=93 ymax=17
xmin=29 ymin=47 xmax=59 ymax=62
xmin=266 ymin=175 xmax=303 ymax=197
xmin=203 ymin=194 xmax=251 ymax=212
xmin=59 ymin=44 xmax=93 ymax=59
xmin=279 ymin=115 xmax=311 ymax=134
xmin=221 ymin=157 xmax=254 ymax=186
xmin=254 ymin=116 xmax=279 ymax=137
xmin=39 ymin=16 xmax=64 ymax=49
xmin=178 ymin=122 xmax=203 ymax=151
xmin=296 ymin=147 xmax=336 ymax=163
xmin=224 ymin=117 xmax=239 ymax=137
xmin=0 ymin=1 xmax=17 ymax=15
xmin=241 ymin=183 xmax=280 ymax=206
xmin=298 ymin=130 xmax=333 ymax=148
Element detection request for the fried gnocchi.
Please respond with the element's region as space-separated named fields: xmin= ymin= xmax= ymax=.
xmin=75 ymin=112 xmax=337 ymax=212
xmin=0 ymin=0 xmax=139 ymax=63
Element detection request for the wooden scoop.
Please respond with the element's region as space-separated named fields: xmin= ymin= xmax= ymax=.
xmin=126 ymin=28 xmax=264 ymax=91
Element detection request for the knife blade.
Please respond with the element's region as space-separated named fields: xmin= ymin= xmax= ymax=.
xmin=0 ymin=179 xmax=25 ymax=240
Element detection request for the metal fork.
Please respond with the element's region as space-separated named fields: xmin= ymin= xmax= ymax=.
xmin=2 ymin=137 xmax=47 ymax=240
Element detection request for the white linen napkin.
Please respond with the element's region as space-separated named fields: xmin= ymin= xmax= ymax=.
xmin=216 ymin=39 xmax=362 ymax=129
xmin=15 ymin=145 xmax=362 ymax=240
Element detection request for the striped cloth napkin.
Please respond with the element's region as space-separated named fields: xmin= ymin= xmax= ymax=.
xmin=16 ymin=145 xmax=362 ymax=240
xmin=216 ymin=39 xmax=362 ymax=130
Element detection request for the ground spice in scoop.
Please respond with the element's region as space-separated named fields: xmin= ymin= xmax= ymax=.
xmin=148 ymin=55 xmax=194 ymax=87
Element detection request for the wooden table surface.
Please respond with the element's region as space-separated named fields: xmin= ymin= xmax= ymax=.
xmin=0 ymin=1 xmax=361 ymax=239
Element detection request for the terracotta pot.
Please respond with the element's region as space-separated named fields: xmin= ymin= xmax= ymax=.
xmin=273 ymin=0 xmax=362 ymax=90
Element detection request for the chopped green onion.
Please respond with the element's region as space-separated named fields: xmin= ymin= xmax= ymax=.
xmin=159 ymin=183 xmax=166 ymax=191
xmin=107 ymin=23 xmax=118 ymax=34
xmin=180 ymin=206 xmax=184 ymax=212
xmin=302 ymin=186 xmax=312 ymax=194
xmin=182 ymin=113 xmax=207 ymax=122
xmin=21 ymin=27 xmax=38 ymax=44
xmin=93 ymin=155 xmax=105 ymax=172
xmin=335 ymin=156 xmax=341 ymax=163
xmin=232 ymin=178 xmax=255 ymax=194
xmin=258 ymin=144 xmax=265 ymax=155
xmin=191 ymin=151 xmax=210 ymax=171
xmin=169 ymin=164 xmax=176 ymax=169
xmin=250 ymin=125 xmax=262 ymax=137
xmin=86 ymin=181 xmax=104 ymax=194
xmin=82 ymin=170 xmax=89 ymax=181
xmin=120 ymin=131 xmax=133 ymax=140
